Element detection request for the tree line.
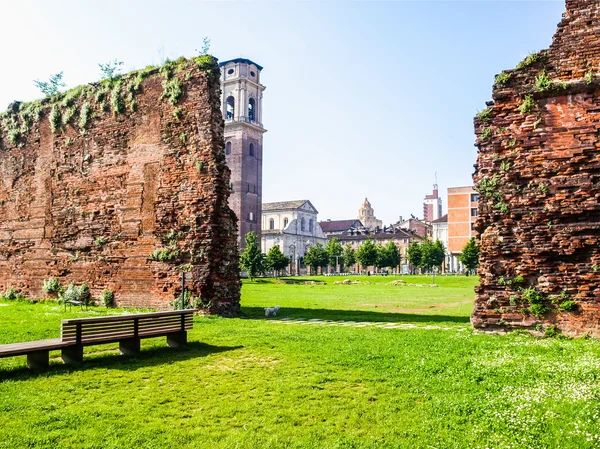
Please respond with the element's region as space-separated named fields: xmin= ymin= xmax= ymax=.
xmin=240 ymin=232 xmax=480 ymax=280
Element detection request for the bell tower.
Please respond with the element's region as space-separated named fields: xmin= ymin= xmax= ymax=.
xmin=219 ymin=58 xmax=266 ymax=245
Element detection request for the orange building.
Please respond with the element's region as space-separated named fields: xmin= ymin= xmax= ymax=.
xmin=447 ymin=186 xmax=478 ymax=272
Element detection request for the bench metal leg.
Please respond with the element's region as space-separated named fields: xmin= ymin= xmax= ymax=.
xmin=62 ymin=345 xmax=84 ymax=365
xmin=27 ymin=350 xmax=50 ymax=370
xmin=167 ymin=331 xmax=187 ymax=348
xmin=119 ymin=338 xmax=140 ymax=356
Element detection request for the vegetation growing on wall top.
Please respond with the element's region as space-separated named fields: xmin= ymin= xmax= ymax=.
xmin=0 ymin=54 xmax=219 ymax=149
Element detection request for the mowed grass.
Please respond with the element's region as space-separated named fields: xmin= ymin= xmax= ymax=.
xmin=0 ymin=276 xmax=599 ymax=448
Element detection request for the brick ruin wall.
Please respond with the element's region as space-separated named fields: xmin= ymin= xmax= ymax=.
xmin=0 ymin=58 xmax=241 ymax=313
xmin=472 ymin=0 xmax=600 ymax=336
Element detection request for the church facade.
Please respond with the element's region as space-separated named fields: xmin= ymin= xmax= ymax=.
xmin=261 ymin=200 xmax=328 ymax=273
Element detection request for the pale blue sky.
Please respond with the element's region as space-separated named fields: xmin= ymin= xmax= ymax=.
xmin=1 ymin=1 xmax=565 ymax=224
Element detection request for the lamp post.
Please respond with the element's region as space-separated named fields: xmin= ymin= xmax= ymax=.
xmin=289 ymin=243 xmax=296 ymax=276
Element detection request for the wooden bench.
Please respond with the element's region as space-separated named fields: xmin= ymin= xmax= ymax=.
xmin=0 ymin=309 xmax=196 ymax=369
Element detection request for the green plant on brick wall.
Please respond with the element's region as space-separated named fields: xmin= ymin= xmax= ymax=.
xmin=558 ymin=300 xmax=577 ymax=312
xmin=49 ymin=105 xmax=62 ymax=133
xmin=516 ymin=52 xmax=543 ymax=70
xmin=476 ymin=109 xmax=492 ymax=123
xmin=495 ymin=71 xmax=512 ymax=86
xmin=161 ymin=77 xmax=183 ymax=105
xmin=535 ymin=70 xmax=552 ymax=92
xmin=585 ymin=69 xmax=594 ymax=84
xmin=529 ymin=303 xmax=550 ymax=317
xmin=544 ymin=325 xmax=558 ymax=338
xmin=34 ymin=72 xmax=66 ymax=97
xmin=518 ymin=95 xmax=536 ymax=115
xmin=533 ymin=117 xmax=542 ymax=129
xmin=480 ymin=127 xmax=493 ymax=140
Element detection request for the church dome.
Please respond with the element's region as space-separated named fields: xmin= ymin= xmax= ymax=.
xmin=361 ymin=198 xmax=371 ymax=208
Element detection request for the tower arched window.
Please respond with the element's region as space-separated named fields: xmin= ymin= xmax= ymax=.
xmin=248 ymin=98 xmax=256 ymax=122
xmin=269 ymin=218 xmax=274 ymax=230
xmin=301 ymin=218 xmax=306 ymax=232
xmin=225 ymin=142 xmax=231 ymax=155
xmin=309 ymin=219 xmax=313 ymax=233
xmin=226 ymin=96 xmax=235 ymax=119
xmin=249 ymin=143 xmax=255 ymax=157
xmin=283 ymin=218 xmax=289 ymax=228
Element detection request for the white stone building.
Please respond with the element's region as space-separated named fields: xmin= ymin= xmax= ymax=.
xmin=431 ymin=214 xmax=452 ymax=272
xmin=261 ymin=200 xmax=328 ymax=273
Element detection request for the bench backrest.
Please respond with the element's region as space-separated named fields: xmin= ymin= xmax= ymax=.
xmin=61 ymin=310 xmax=195 ymax=345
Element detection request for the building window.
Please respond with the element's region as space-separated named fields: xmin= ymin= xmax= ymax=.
xmin=309 ymin=219 xmax=313 ymax=233
xmin=471 ymin=193 xmax=479 ymax=202
xmin=283 ymin=217 xmax=288 ymax=228
xmin=248 ymin=212 xmax=254 ymax=222
xmin=225 ymin=142 xmax=231 ymax=155
xmin=226 ymin=96 xmax=235 ymax=119
xmin=269 ymin=218 xmax=274 ymax=230
xmin=301 ymin=218 xmax=306 ymax=232
xmin=227 ymin=68 xmax=234 ymax=75
xmin=249 ymin=143 xmax=255 ymax=157
xmin=471 ymin=208 xmax=478 ymax=217
xmin=248 ymin=98 xmax=256 ymax=121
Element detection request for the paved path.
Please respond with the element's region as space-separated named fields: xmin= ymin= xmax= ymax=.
xmin=250 ymin=317 xmax=467 ymax=331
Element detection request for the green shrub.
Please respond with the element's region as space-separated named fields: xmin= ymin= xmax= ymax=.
xmin=101 ymin=289 xmax=115 ymax=308
xmin=78 ymin=102 xmax=92 ymax=129
xmin=42 ymin=278 xmax=62 ymax=295
xmin=544 ymin=325 xmax=558 ymax=338
xmin=1 ymin=287 xmax=25 ymax=301
xmin=95 ymin=236 xmax=107 ymax=247
xmin=59 ymin=282 xmax=93 ymax=305
xmin=111 ymin=84 xmax=125 ymax=115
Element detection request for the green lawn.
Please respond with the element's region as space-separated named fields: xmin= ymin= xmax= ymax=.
xmin=1 ymin=275 xmax=599 ymax=448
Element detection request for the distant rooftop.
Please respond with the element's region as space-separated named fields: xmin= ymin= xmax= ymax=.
xmin=318 ymin=219 xmax=363 ymax=233
xmin=263 ymin=200 xmax=312 ymax=212
xmin=431 ymin=214 xmax=448 ymax=224
xmin=219 ymin=58 xmax=263 ymax=71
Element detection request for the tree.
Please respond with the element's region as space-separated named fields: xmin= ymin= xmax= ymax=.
xmin=381 ymin=241 xmax=401 ymax=271
xmin=458 ymin=237 xmax=480 ymax=275
xmin=33 ymin=72 xmax=66 ymax=97
xmin=239 ymin=232 xmax=265 ymax=281
xmin=407 ymin=241 xmax=422 ymax=274
xmin=356 ymin=239 xmax=378 ymax=270
xmin=99 ymin=60 xmax=124 ymax=80
xmin=325 ymin=238 xmax=343 ymax=272
xmin=265 ymin=246 xmax=290 ymax=278
xmin=342 ymin=244 xmax=356 ymax=271
xmin=303 ymin=243 xmax=329 ymax=274
xmin=420 ymin=238 xmax=446 ymax=281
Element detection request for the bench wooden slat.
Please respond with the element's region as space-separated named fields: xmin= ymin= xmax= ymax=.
xmin=61 ymin=309 xmax=196 ymax=325
xmin=0 ymin=339 xmax=72 ymax=357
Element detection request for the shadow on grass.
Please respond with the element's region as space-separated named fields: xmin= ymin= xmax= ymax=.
xmin=240 ymin=306 xmax=470 ymax=324
xmin=0 ymin=341 xmax=242 ymax=381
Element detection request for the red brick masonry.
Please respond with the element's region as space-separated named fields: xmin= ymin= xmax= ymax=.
xmin=0 ymin=59 xmax=240 ymax=313
xmin=472 ymin=0 xmax=600 ymax=336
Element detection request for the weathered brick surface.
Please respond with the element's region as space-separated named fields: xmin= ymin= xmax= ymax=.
xmin=0 ymin=59 xmax=241 ymax=313
xmin=472 ymin=0 xmax=600 ymax=336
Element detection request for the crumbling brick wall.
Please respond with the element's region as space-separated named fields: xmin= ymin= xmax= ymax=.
xmin=0 ymin=57 xmax=241 ymax=314
xmin=472 ymin=0 xmax=600 ymax=336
